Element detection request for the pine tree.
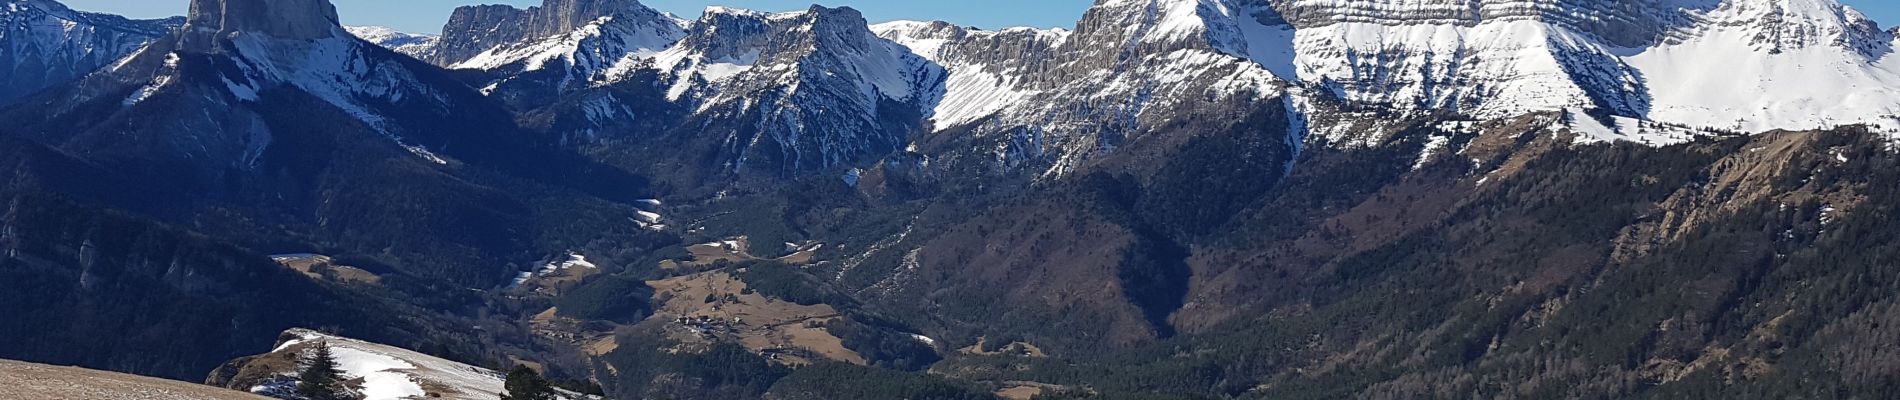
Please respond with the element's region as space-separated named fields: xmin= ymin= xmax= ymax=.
xmin=296 ymin=341 xmax=353 ymax=400
xmin=501 ymin=365 xmax=558 ymax=400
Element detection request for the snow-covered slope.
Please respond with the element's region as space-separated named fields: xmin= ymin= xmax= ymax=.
xmin=1258 ymin=0 xmax=1900 ymax=136
xmin=214 ymin=33 xmax=453 ymax=140
xmin=1624 ymin=0 xmax=1900 ymax=133
xmin=667 ymin=6 xmax=945 ymax=172
xmin=1 ymin=0 xmax=655 ymax=290
xmin=0 ymin=0 xmax=180 ymax=103
xmin=616 ymin=6 xmax=773 ymax=101
xmin=886 ymin=0 xmax=1900 ymax=148
xmin=235 ymin=329 xmax=592 ymax=400
xmin=872 ymin=20 xmax=1069 ymax=130
xmin=876 ymin=0 xmax=1286 ymax=176
xmin=1275 ymin=10 xmax=1647 ymax=119
xmin=685 ymin=7 xmax=940 ymax=109
xmin=45 ymin=0 xmax=513 ymax=170
xmin=432 ymin=0 xmax=683 ymax=70
xmin=346 ymin=25 xmax=438 ymax=60
xmin=478 ymin=4 xmax=946 ymax=174
xmin=142 ymin=12 xmax=463 ymax=163
xmin=1241 ymin=0 xmax=1900 ymax=137
xmin=449 ymin=3 xmax=683 ymax=90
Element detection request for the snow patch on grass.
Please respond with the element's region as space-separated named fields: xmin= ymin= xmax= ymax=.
xmin=329 ymin=347 xmax=424 ymax=400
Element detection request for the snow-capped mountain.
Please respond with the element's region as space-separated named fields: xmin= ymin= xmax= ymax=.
xmin=455 ymin=3 xmax=945 ymax=175
xmin=431 ymin=0 xmax=683 ymax=69
xmin=625 ymin=6 xmax=779 ymax=102
xmin=450 ymin=3 xmax=683 ymax=81
xmin=0 ymin=0 xmax=620 ymax=287
xmin=863 ymin=0 xmax=1900 ymax=168
xmin=875 ymin=0 xmax=1286 ymax=177
xmin=871 ymin=21 xmax=1069 ymax=131
xmin=654 ymin=6 xmax=943 ymax=173
xmin=346 ymin=25 xmax=438 ymax=60
xmin=426 ymin=0 xmax=687 ymax=116
xmin=94 ymin=0 xmax=484 ymax=167
xmin=0 ymin=0 xmax=180 ymax=103
xmin=389 ymin=0 xmax=1900 ymax=176
xmin=1243 ymin=0 xmax=1900 ymax=137
xmin=1622 ymin=0 xmax=1900 ymax=134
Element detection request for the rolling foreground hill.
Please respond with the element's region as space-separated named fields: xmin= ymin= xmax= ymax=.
xmin=0 ymin=359 xmax=267 ymax=400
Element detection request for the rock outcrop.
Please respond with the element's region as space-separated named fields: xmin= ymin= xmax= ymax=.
xmin=180 ymin=0 xmax=339 ymax=52
xmin=430 ymin=0 xmax=674 ymax=66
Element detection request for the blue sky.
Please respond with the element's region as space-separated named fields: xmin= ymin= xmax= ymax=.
xmin=58 ymin=0 xmax=1900 ymax=35
xmin=1851 ymin=1 xmax=1900 ymax=26
xmin=63 ymin=0 xmax=1093 ymax=33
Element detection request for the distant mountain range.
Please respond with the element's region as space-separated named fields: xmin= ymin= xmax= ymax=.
xmin=0 ymin=0 xmax=180 ymax=103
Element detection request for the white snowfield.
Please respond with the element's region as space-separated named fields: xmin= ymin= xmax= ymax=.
xmin=870 ymin=21 xmax=1070 ymax=130
xmin=271 ymin=329 xmax=589 ymax=400
xmin=330 ymin=346 xmax=426 ymax=400
xmin=1625 ymin=1 xmax=1900 ymax=135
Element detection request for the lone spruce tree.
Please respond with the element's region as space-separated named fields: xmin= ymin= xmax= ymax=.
xmin=501 ymin=365 xmax=557 ymax=400
xmin=296 ymin=341 xmax=353 ymax=400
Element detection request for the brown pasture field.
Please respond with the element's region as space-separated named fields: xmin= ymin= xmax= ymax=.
xmin=644 ymin=270 xmax=865 ymax=365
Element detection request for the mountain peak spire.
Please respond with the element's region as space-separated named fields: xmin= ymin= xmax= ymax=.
xmin=181 ymin=0 xmax=340 ymax=51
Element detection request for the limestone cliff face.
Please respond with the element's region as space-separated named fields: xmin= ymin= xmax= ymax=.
xmin=1261 ymin=0 xmax=1684 ymax=47
xmin=663 ymin=6 xmax=945 ymax=174
xmin=430 ymin=0 xmax=666 ymax=66
xmin=180 ymin=0 xmax=340 ymax=51
xmin=1259 ymin=0 xmax=1889 ymax=51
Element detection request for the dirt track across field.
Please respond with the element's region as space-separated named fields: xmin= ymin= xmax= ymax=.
xmin=0 ymin=359 xmax=269 ymax=400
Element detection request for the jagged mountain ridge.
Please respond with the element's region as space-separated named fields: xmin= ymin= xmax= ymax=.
xmin=408 ymin=0 xmax=1900 ymax=183
xmin=448 ymin=3 xmax=683 ymax=94
xmin=430 ymin=0 xmax=685 ymax=68
xmin=886 ymin=0 xmax=1900 ymax=147
xmin=438 ymin=1 xmax=945 ymax=177
xmin=664 ymin=6 xmax=943 ymax=173
xmin=0 ymin=0 xmax=180 ymax=104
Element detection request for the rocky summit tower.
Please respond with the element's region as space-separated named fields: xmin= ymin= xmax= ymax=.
xmin=179 ymin=0 xmax=341 ymax=52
